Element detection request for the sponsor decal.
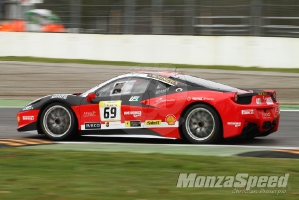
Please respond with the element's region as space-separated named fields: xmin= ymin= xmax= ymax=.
xmin=129 ymin=96 xmax=140 ymax=101
xmin=149 ymin=74 xmax=178 ymax=85
xmin=227 ymin=122 xmax=241 ymax=127
xmin=176 ymin=173 xmax=290 ymax=191
xmin=192 ymin=97 xmax=214 ymax=101
xmin=258 ymin=92 xmax=268 ymax=96
xmin=256 ymin=98 xmax=261 ymax=104
xmin=155 ymin=88 xmax=169 ymax=94
xmin=124 ymin=111 xmax=142 ymax=117
xmin=176 ymin=88 xmax=183 ymax=92
xmin=106 ymin=122 xmax=109 ymax=127
xmin=125 ymin=120 xmax=141 ymax=127
xmin=99 ymin=101 xmax=122 ymax=122
xmin=85 ymin=123 xmax=101 ymax=129
xmin=145 ymin=120 xmax=162 ymax=126
xmin=23 ymin=116 xmax=34 ymax=120
xmin=83 ymin=111 xmax=96 ymax=117
xmin=241 ymin=109 xmax=254 ymax=115
xmin=178 ymin=93 xmax=188 ymax=100
xmin=23 ymin=105 xmax=33 ymax=111
xmin=264 ymin=97 xmax=274 ymax=105
xmin=154 ymin=98 xmax=175 ymax=105
xmin=51 ymin=94 xmax=68 ymax=99
xmin=165 ymin=114 xmax=176 ymax=125
xmin=262 ymin=112 xmax=271 ymax=118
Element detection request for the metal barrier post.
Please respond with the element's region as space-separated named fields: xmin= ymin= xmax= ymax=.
xmin=251 ymin=0 xmax=262 ymax=36
xmin=70 ymin=0 xmax=81 ymax=32
xmin=184 ymin=0 xmax=195 ymax=35
xmin=124 ymin=0 xmax=136 ymax=34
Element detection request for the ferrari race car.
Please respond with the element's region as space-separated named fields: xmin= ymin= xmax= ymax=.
xmin=17 ymin=71 xmax=280 ymax=144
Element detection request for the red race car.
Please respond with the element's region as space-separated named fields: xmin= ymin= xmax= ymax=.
xmin=17 ymin=71 xmax=280 ymax=144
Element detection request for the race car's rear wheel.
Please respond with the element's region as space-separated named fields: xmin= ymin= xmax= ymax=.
xmin=40 ymin=103 xmax=76 ymax=140
xmin=180 ymin=104 xmax=222 ymax=144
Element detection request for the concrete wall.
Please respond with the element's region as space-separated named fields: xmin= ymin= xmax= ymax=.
xmin=0 ymin=32 xmax=298 ymax=68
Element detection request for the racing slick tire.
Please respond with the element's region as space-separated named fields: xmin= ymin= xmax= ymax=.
xmin=180 ymin=104 xmax=222 ymax=144
xmin=40 ymin=103 xmax=77 ymax=140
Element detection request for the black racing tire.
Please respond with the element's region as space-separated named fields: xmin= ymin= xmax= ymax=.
xmin=180 ymin=104 xmax=222 ymax=144
xmin=40 ymin=102 xmax=77 ymax=141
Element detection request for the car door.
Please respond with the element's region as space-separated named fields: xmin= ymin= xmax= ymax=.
xmin=120 ymin=77 xmax=152 ymax=128
xmin=142 ymin=80 xmax=172 ymax=127
xmin=79 ymin=77 xmax=151 ymax=130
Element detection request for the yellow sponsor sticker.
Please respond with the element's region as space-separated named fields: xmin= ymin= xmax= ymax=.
xmin=151 ymin=74 xmax=178 ymax=85
xmin=99 ymin=101 xmax=121 ymax=108
xmin=258 ymin=92 xmax=267 ymax=95
xmin=145 ymin=120 xmax=162 ymax=126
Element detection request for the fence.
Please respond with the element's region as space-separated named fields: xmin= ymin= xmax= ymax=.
xmin=1 ymin=0 xmax=299 ymax=37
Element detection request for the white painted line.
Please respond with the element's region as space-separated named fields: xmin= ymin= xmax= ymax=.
xmin=281 ymin=110 xmax=299 ymax=112
xmin=81 ymin=134 xmax=176 ymax=139
xmin=0 ymin=106 xmax=23 ymax=108
xmin=56 ymin=141 xmax=299 ymax=149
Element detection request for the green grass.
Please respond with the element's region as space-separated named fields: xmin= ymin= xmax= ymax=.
xmin=1 ymin=56 xmax=299 ymax=73
xmin=0 ymin=148 xmax=298 ymax=200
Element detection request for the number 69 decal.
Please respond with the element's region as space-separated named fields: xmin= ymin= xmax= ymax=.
xmin=99 ymin=101 xmax=121 ymax=121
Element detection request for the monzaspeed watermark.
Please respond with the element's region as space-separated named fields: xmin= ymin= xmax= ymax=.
xmin=176 ymin=173 xmax=290 ymax=191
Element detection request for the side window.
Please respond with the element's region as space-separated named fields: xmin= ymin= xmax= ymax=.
xmin=111 ymin=82 xmax=126 ymax=95
xmin=130 ymin=78 xmax=151 ymax=94
xmin=155 ymin=82 xmax=169 ymax=95
xmin=96 ymin=78 xmax=130 ymax=97
xmin=121 ymin=79 xmax=137 ymax=94
xmin=96 ymin=82 xmax=114 ymax=97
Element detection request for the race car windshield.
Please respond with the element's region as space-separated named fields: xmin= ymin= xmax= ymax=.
xmin=172 ymin=75 xmax=240 ymax=92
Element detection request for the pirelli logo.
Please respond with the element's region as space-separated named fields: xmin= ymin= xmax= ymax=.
xmin=0 ymin=138 xmax=54 ymax=147
xmin=145 ymin=120 xmax=162 ymax=126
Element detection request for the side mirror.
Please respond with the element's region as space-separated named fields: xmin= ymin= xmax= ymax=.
xmin=86 ymin=92 xmax=96 ymax=103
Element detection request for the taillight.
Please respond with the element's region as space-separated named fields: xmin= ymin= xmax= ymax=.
xmin=234 ymin=93 xmax=238 ymax=102
xmin=273 ymin=91 xmax=276 ymax=100
xmin=230 ymin=92 xmax=238 ymax=102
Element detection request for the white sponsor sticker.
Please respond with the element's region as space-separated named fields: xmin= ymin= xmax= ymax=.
xmin=83 ymin=111 xmax=96 ymax=117
xmin=23 ymin=105 xmax=33 ymax=111
xmin=51 ymin=94 xmax=68 ymax=99
xmin=227 ymin=122 xmax=241 ymax=127
xmin=23 ymin=116 xmax=34 ymax=120
xmin=264 ymin=97 xmax=274 ymax=105
xmin=192 ymin=97 xmax=214 ymax=101
xmin=124 ymin=111 xmax=142 ymax=117
xmin=241 ymin=109 xmax=254 ymax=115
xmin=256 ymin=98 xmax=261 ymax=104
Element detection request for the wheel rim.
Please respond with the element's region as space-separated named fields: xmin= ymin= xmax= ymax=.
xmin=185 ymin=107 xmax=215 ymax=141
xmin=43 ymin=105 xmax=71 ymax=138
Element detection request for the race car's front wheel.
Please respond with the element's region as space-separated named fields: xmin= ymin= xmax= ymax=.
xmin=40 ymin=103 xmax=77 ymax=140
xmin=180 ymin=104 xmax=222 ymax=144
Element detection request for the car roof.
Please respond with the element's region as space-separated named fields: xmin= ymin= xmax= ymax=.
xmin=131 ymin=71 xmax=183 ymax=77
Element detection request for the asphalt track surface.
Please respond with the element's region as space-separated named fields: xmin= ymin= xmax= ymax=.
xmin=1 ymin=108 xmax=298 ymax=147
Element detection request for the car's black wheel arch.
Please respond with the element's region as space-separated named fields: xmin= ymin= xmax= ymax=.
xmin=179 ymin=102 xmax=223 ymax=141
